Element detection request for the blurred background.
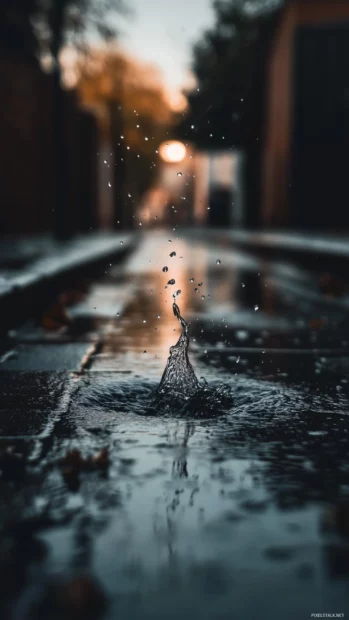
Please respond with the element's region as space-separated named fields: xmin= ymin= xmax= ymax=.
xmin=3 ymin=0 xmax=349 ymax=242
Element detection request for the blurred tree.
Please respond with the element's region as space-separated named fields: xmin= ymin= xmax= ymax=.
xmin=181 ymin=0 xmax=285 ymax=226
xmin=0 ymin=1 xmax=40 ymax=61
xmin=182 ymin=0 xmax=284 ymax=149
xmin=33 ymin=0 xmax=128 ymax=66
xmin=0 ymin=0 xmax=126 ymax=61
xmin=78 ymin=51 xmax=177 ymax=228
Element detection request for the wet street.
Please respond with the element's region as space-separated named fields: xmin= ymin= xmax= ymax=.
xmin=1 ymin=230 xmax=349 ymax=619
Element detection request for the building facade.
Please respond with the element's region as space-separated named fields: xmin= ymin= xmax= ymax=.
xmin=262 ymin=0 xmax=349 ymax=230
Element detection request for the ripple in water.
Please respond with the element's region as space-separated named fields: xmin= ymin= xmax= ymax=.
xmin=81 ymin=307 xmax=349 ymax=421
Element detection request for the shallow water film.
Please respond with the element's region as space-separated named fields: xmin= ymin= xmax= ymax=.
xmin=1 ymin=232 xmax=349 ymax=619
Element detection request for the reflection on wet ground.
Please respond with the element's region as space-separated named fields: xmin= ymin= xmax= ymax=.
xmin=1 ymin=232 xmax=349 ymax=619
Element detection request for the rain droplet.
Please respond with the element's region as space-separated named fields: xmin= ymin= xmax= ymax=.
xmin=194 ymin=288 xmax=198 ymax=293
xmin=120 ymin=241 xmax=124 ymax=245
xmin=177 ymin=172 xmax=182 ymax=177
xmin=162 ymin=266 xmax=168 ymax=272
xmin=170 ymin=251 xmax=176 ymax=257
xmin=116 ymin=312 xmax=120 ymax=317
xmin=190 ymin=277 xmax=194 ymax=282
xmin=201 ymin=295 xmax=205 ymax=300
xmin=168 ymin=279 xmax=175 ymax=285
xmin=254 ymin=305 xmax=259 ymax=311
xmin=198 ymin=282 xmax=203 ymax=286
xmin=236 ymin=356 xmax=240 ymax=363
xmin=236 ymin=330 xmax=248 ymax=341
xmin=157 ymin=314 xmax=161 ymax=319
xmin=143 ymin=320 xmax=147 ymax=323
xmin=108 ymin=182 xmax=111 ymax=187
xmin=216 ymin=259 xmax=221 ymax=265
xmin=241 ymin=283 xmax=245 ymax=288
xmin=168 ymin=240 xmax=172 ymax=243
xmin=176 ymin=290 xmax=181 ymax=296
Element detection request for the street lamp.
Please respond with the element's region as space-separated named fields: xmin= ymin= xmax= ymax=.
xmin=159 ymin=141 xmax=187 ymax=164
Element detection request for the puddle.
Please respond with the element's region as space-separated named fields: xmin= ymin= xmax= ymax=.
xmin=3 ymin=233 xmax=349 ymax=619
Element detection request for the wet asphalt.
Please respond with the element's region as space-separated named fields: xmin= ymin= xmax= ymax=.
xmin=1 ymin=230 xmax=349 ymax=619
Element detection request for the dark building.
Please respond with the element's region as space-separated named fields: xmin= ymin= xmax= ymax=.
xmin=262 ymin=0 xmax=349 ymax=231
xmin=0 ymin=13 xmax=99 ymax=238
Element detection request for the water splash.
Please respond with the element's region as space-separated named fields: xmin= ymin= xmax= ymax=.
xmin=153 ymin=302 xmax=232 ymax=417
xmin=157 ymin=302 xmax=200 ymax=398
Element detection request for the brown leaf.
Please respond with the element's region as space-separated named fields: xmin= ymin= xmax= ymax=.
xmin=41 ymin=299 xmax=71 ymax=331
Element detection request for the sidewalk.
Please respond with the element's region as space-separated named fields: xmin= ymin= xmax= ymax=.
xmin=185 ymin=228 xmax=349 ymax=264
xmin=0 ymin=233 xmax=137 ymax=333
xmin=181 ymin=227 xmax=349 ymax=311
xmin=1 ymin=231 xmax=349 ymax=619
xmin=228 ymin=230 xmax=349 ymax=272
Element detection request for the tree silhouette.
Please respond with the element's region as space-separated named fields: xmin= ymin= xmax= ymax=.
xmin=182 ymin=0 xmax=284 ymax=150
xmin=0 ymin=1 xmax=39 ymax=60
xmin=79 ymin=50 xmax=177 ymax=227
xmin=180 ymin=0 xmax=285 ymax=227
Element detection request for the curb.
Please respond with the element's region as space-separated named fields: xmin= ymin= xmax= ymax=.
xmin=1 ymin=233 xmax=138 ymax=334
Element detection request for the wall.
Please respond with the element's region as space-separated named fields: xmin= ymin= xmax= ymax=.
xmin=0 ymin=57 xmax=99 ymax=237
xmin=262 ymin=0 xmax=349 ymax=228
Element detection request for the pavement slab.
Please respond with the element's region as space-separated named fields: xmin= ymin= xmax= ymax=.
xmin=0 ymin=343 xmax=95 ymax=372
xmin=0 ymin=371 xmax=69 ymax=410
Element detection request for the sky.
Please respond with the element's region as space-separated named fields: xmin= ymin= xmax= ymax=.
xmin=120 ymin=0 xmax=215 ymax=91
